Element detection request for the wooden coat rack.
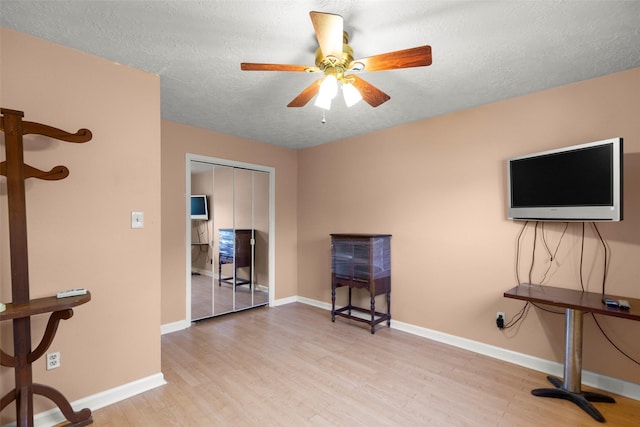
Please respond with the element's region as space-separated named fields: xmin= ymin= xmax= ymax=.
xmin=0 ymin=108 xmax=93 ymax=426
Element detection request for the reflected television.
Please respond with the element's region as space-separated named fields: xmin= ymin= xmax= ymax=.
xmin=507 ymin=137 xmax=623 ymax=222
xmin=190 ymin=195 xmax=209 ymax=220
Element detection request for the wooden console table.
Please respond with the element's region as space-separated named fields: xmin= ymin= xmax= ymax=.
xmin=504 ymin=283 xmax=640 ymax=423
xmin=1 ymin=108 xmax=93 ymax=426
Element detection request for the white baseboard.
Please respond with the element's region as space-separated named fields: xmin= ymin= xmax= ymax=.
xmin=161 ymin=319 xmax=191 ymax=335
xmin=296 ymin=297 xmax=640 ymax=401
xmin=272 ymin=295 xmax=298 ymax=307
xmin=296 ymin=296 xmax=331 ymax=310
xmin=2 ymin=373 xmax=166 ymax=427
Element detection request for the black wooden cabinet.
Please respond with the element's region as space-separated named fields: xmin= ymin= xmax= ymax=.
xmin=218 ymin=228 xmax=253 ymax=288
xmin=330 ymin=234 xmax=391 ymax=334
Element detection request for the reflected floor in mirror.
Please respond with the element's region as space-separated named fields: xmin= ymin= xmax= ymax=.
xmin=191 ymin=272 xmax=268 ymax=319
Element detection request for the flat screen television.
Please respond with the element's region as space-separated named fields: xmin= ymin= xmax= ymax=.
xmin=507 ymin=137 xmax=623 ymax=222
xmin=190 ymin=195 xmax=209 ymax=220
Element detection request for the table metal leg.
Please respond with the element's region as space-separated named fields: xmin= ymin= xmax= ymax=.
xmin=565 ymin=307 xmax=583 ymax=393
xmin=531 ymin=308 xmax=614 ymax=423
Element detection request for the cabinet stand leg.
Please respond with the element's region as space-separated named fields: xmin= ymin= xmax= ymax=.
xmin=370 ymin=295 xmax=376 ymax=334
xmin=331 ymin=286 xmax=336 ymax=322
xmin=386 ymin=292 xmax=391 ymax=327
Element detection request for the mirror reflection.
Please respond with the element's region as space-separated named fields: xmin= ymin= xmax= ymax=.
xmin=190 ymin=161 xmax=269 ymax=320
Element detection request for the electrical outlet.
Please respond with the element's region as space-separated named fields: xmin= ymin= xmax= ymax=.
xmin=496 ymin=312 xmax=505 ymax=329
xmin=46 ymin=352 xmax=61 ymax=370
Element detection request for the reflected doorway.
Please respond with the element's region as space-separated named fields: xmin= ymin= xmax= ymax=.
xmin=187 ymin=155 xmax=274 ymax=321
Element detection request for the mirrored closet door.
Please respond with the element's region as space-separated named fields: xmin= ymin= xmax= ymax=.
xmin=190 ymin=160 xmax=270 ymax=320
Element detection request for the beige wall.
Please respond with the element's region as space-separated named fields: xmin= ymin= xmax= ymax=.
xmin=0 ymin=27 xmax=161 ymax=422
xmin=297 ymin=68 xmax=640 ymax=384
xmin=161 ymin=120 xmax=298 ymax=325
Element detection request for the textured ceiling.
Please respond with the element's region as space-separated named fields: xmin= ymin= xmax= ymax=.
xmin=1 ymin=1 xmax=640 ymax=150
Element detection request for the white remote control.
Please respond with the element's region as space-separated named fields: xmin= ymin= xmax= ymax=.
xmin=56 ymin=288 xmax=87 ymax=298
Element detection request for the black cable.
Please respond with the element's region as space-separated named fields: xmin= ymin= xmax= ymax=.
xmin=541 ymin=221 xmax=552 ymax=259
xmin=509 ymin=222 xmax=565 ymax=327
xmin=514 ymin=221 xmax=529 ymax=284
xmin=536 ymin=222 xmax=567 ymax=312
xmin=587 ymin=223 xmax=639 ymax=365
xmin=591 ymin=313 xmax=640 ymax=366
xmin=591 ymin=222 xmax=609 ymax=295
xmin=506 ymin=222 xmax=532 ymax=329
xmin=539 ymin=222 xmax=568 ymax=284
xmin=527 ymin=221 xmax=539 ymax=284
xmin=532 ymin=302 xmax=564 ymax=315
xmin=503 ymin=301 xmax=531 ymax=329
xmin=578 ymin=222 xmax=586 ymax=291
xmin=510 ymin=222 xmax=573 ymax=325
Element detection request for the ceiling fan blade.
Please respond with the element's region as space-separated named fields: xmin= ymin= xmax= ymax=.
xmin=310 ymin=11 xmax=344 ymax=59
xmin=349 ymin=75 xmax=390 ymax=107
xmin=287 ymin=78 xmax=322 ymax=107
xmin=241 ymin=63 xmax=319 ymax=72
xmin=353 ymin=45 xmax=432 ymax=72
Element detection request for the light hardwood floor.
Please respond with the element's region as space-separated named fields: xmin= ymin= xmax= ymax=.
xmin=91 ymin=303 xmax=639 ymax=426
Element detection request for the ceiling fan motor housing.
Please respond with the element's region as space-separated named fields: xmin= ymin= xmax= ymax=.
xmin=314 ymin=31 xmax=359 ymax=83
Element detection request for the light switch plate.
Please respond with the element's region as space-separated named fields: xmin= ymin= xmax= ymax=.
xmin=131 ymin=211 xmax=144 ymax=229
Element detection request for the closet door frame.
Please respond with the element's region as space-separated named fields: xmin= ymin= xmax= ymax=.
xmin=185 ymin=153 xmax=275 ymax=323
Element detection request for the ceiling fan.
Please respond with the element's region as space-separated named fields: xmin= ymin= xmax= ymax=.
xmin=240 ymin=11 xmax=432 ymax=109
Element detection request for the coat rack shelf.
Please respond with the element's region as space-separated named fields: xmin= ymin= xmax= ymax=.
xmin=0 ymin=108 xmax=93 ymax=427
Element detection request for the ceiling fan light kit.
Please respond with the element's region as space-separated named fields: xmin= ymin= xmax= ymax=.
xmin=342 ymin=82 xmax=363 ymax=107
xmin=314 ymin=75 xmax=337 ymax=110
xmin=240 ymin=11 xmax=432 ymax=111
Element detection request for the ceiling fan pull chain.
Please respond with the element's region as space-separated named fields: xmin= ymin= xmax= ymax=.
xmin=321 ymin=110 xmax=327 ymax=124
